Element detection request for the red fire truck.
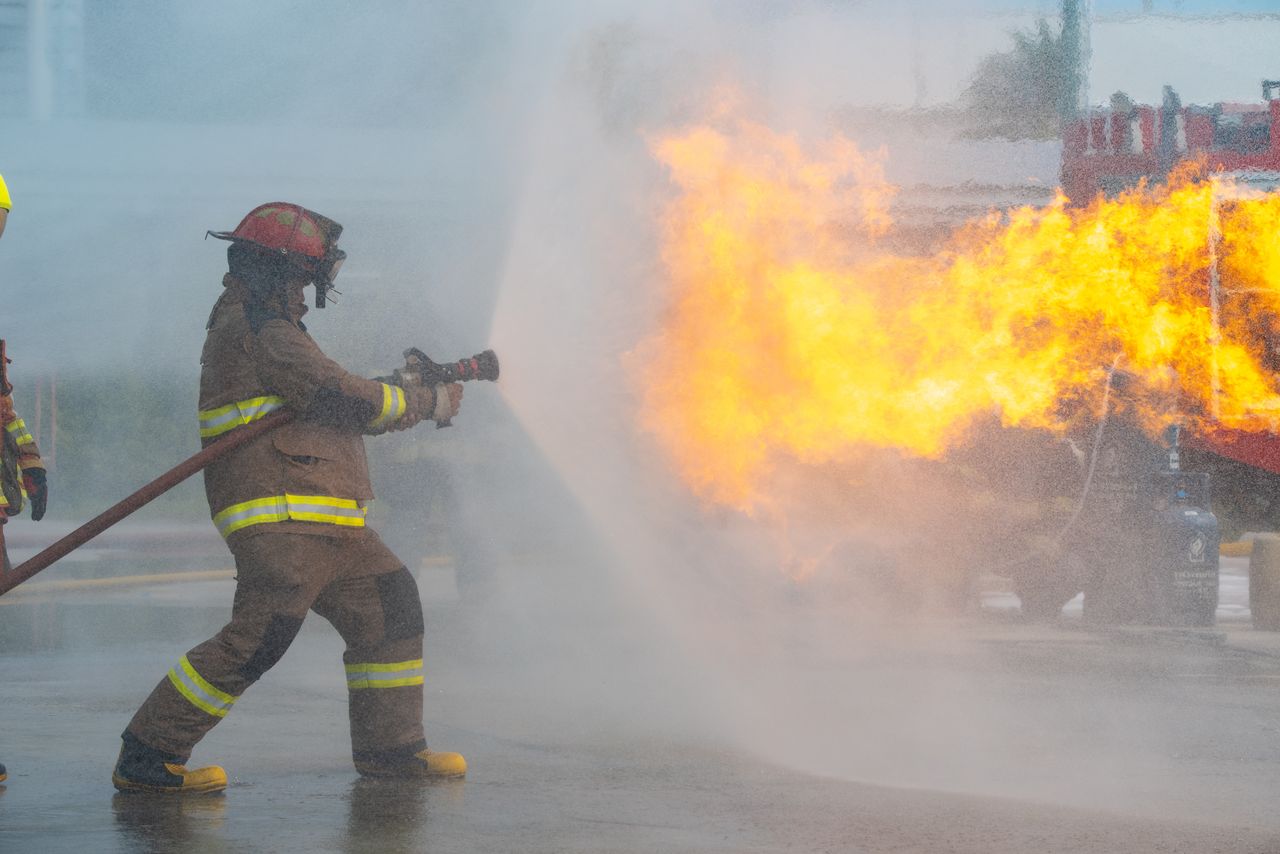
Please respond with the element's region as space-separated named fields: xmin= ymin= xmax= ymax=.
xmin=1061 ymin=81 xmax=1280 ymax=203
xmin=994 ymin=84 xmax=1280 ymax=624
xmin=1059 ymin=83 xmax=1280 ymax=507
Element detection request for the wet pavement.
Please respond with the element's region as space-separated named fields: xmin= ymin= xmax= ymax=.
xmin=3 ymin=542 xmax=1280 ymax=852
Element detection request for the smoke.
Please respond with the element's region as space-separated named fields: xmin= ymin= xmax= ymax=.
xmin=485 ymin=0 xmax=1012 ymax=776
xmin=483 ymin=0 xmax=1253 ymax=828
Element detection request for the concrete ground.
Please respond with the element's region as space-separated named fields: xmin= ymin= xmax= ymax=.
xmin=2 ymin=529 xmax=1280 ymax=853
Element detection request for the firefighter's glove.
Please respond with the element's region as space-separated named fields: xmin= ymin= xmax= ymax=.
xmin=22 ymin=466 xmax=46 ymax=521
xmin=433 ymin=383 xmax=463 ymax=424
xmin=389 ymin=384 xmax=464 ymax=431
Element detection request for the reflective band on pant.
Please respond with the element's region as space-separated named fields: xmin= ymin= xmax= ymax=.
xmin=198 ymin=395 xmax=286 ymax=439
xmin=345 ymin=659 xmax=424 ymax=690
xmin=167 ymin=655 xmax=237 ymax=718
xmin=369 ymin=383 xmax=406 ymax=430
xmin=213 ymin=493 xmax=367 ymax=538
xmin=5 ymin=418 xmax=34 ymax=446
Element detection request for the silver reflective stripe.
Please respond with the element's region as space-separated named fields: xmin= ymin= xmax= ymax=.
xmin=213 ymin=494 xmax=367 ymax=538
xmin=213 ymin=497 xmax=289 ymax=537
xmin=369 ymin=383 xmax=407 ymax=430
xmin=167 ymin=655 xmax=237 ymax=717
xmin=286 ymin=500 xmax=366 ymax=522
xmin=345 ymin=659 xmax=424 ymax=690
xmin=240 ymin=397 xmax=283 ymax=419
xmin=198 ymin=395 xmax=285 ymax=439
xmin=200 ymin=408 xmax=245 ymax=433
xmin=349 ymin=669 xmax=419 ymax=685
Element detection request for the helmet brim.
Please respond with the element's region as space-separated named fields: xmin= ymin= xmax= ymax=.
xmin=211 ymin=230 xmax=327 ymax=279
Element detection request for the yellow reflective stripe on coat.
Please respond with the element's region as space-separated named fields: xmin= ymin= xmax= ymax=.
xmin=368 ymin=383 xmax=406 ymax=430
xmin=167 ymin=655 xmax=237 ymax=718
xmin=198 ymin=395 xmax=286 ymax=439
xmin=5 ymin=418 xmax=34 ymax=446
xmin=212 ymin=493 xmax=367 ymax=537
xmin=345 ymin=659 xmax=424 ymax=690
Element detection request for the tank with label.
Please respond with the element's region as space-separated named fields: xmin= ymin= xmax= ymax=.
xmin=1147 ymin=470 xmax=1220 ymax=626
xmin=1078 ymin=423 xmax=1221 ymax=626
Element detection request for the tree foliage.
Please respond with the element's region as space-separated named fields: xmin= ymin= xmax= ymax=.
xmin=963 ymin=12 xmax=1083 ymax=141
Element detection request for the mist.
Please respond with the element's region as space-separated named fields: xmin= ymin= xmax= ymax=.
xmin=4 ymin=2 xmax=1280 ymax=851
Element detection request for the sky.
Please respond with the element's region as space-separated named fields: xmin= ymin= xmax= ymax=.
xmin=1095 ymin=0 xmax=1280 ymax=11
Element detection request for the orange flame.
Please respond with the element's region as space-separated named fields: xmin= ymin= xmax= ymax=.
xmin=636 ymin=118 xmax=1280 ymax=512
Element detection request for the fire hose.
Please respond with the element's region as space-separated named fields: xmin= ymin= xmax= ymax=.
xmin=0 ymin=349 xmax=498 ymax=597
xmin=984 ymin=355 xmax=1122 ymax=577
xmin=0 ymin=409 xmax=292 ymax=596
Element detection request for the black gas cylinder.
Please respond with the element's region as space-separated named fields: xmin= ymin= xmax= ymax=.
xmin=1147 ymin=471 xmax=1220 ymax=627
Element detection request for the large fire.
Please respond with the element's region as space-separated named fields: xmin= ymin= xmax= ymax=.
xmin=635 ymin=117 xmax=1280 ymax=513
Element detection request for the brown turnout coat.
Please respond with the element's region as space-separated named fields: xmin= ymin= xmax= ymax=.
xmin=199 ymin=279 xmax=407 ymax=541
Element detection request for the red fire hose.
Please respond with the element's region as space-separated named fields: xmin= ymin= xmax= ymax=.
xmin=0 ymin=409 xmax=293 ymax=597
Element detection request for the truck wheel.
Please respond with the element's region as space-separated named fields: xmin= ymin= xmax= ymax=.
xmin=1015 ymin=553 xmax=1085 ymax=621
xmin=1082 ymin=555 xmax=1158 ymax=625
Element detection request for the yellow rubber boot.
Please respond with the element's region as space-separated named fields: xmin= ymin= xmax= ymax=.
xmin=355 ymin=745 xmax=466 ymax=779
xmin=111 ymin=732 xmax=227 ymax=795
xmin=413 ymin=749 xmax=467 ymax=778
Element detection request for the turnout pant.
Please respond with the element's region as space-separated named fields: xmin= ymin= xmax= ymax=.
xmin=125 ymin=530 xmax=427 ymax=763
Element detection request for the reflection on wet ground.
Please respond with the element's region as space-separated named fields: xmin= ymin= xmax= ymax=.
xmin=111 ymin=792 xmax=228 ymax=854
xmin=343 ymin=778 xmax=463 ymax=853
xmin=107 ymin=779 xmax=466 ymax=854
xmin=5 ymin=554 xmax=1280 ymax=852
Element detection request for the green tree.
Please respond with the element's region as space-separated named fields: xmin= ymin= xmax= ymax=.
xmin=963 ymin=8 xmax=1084 ymax=141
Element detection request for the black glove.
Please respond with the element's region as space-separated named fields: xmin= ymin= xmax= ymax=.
xmin=22 ymin=467 xmax=46 ymax=521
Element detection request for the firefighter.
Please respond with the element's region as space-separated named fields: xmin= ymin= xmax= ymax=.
xmin=0 ymin=171 xmax=10 ymax=237
xmin=0 ymin=390 xmax=46 ymax=788
xmin=0 ymin=172 xmax=49 ymax=787
xmin=0 ymin=169 xmax=6 ymax=788
xmin=113 ymin=202 xmax=466 ymax=794
xmin=0 ymin=395 xmax=48 ymax=523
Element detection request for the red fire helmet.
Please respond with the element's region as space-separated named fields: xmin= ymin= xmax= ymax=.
xmin=208 ymin=202 xmax=344 ymax=278
xmin=207 ymin=202 xmax=347 ymax=305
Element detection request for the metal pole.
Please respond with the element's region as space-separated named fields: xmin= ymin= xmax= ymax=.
xmin=1207 ymin=179 xmax=1224 ymax=423
xmin=27 ymin=0 xmax=53 ymax=121
xmin=33 ymin=378 xmax=42 ymax=449
xmin=49 ymin=373 xmax=56 ymax=469
xmin=0 ymin=409 xmax=293 ymax=596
